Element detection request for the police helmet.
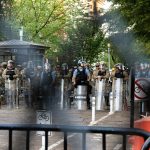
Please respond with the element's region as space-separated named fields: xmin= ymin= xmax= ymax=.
xmin=95 ymin=62 xmax=100 ymax=67
xmin=100 ymin=61 xmax=106 ymax=65
xmin=17 ymin=65 xmax=22 ymax=68
xmin=114 ymin=63 xmax=123 ymax=70
xmin=78 ymin=60 xmax=86 ymax=66
xmin=56 ymin=64 xmax=60 ymax=68
xmin=99 ymin=61 xmax=106 ymax=69
xmin=1 ymin=62 xmax=7 ymax=68
xmin=37 ymin=65 xmax=42 ymax=70
xmin=62 ymin=63 xmax=67 ymax=67
xmin=61 ymin=63 xmax=68 ymax=70
xmin=8 ymin=60 xmax=14 ymax=64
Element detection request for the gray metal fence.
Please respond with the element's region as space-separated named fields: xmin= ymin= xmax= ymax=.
xmin=0 ymin=124 xmax=150 ymax=150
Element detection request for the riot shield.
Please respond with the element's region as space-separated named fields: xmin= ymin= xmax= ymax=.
xmin=112 ymin=78 xmax=123 ymax=111
xmin=75 ymin=85 xmax=87 ymax=110
xmin=6 ymin=79 xmax=16 ymax=109
xmin=95 ymin=79 xmax=105 ymax=110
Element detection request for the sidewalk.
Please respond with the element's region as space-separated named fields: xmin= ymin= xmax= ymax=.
xmin=0 ymin=102 xmax=131 ymax=127
xmin=0 ymin=101 xmax=132 ymax=150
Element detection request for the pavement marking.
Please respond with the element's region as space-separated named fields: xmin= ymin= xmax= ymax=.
xmin=89 ymin=112 xmax=114 ymax=125
xmin=113 ymin=144 xmax=122 ymax=150
xmin=47 ymin=134 xmax=76 ymax=150
xmin=92 ymin=138 xmax=101 ymax=141
xmin=39 ymin=112 xmax=114 ymax=150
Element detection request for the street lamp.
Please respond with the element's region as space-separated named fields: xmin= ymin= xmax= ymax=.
xmin=19 ymin=26 xmax=23 ymax=41
xmin=107 ymin=43 xmax=111 ymax=71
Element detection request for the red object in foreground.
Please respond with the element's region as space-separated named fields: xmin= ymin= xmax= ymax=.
xmin=129 ymin=117 xmax=150 ymax=150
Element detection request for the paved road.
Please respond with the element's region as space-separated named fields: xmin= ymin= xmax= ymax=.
xmin=0 ymin=100 xmax=134 ymax=150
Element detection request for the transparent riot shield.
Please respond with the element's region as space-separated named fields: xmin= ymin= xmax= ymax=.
xmin=95 ymin=79 xmax=105 ymax=111
xmin=60 ymin=78 xmax=64 ymax=109
xmin=6 ymin=79 xmax=16 ymax=109
xmin=15 ymin=78 xmax=19 ymax=109
xmin=75 ymin=85 xmax=87 ymax=110
xmin=27 ymin=78 xmax=32 ymax=107
xmin=112 ymin=78 xmax=123 ymax=111
xmin=24 ymin=78 xmax=32 ymax=108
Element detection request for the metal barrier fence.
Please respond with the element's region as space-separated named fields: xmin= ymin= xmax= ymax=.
xmin=0 ymin=124 xmax=150 ymax=150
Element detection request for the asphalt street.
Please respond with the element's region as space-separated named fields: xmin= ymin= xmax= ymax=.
xmin=0 ymin=99 xmax=135 ymax=150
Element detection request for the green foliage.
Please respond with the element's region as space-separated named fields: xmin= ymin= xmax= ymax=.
xmin=0 ymin=0 xmax=14 ymax=40
xmin=105 ymin=0 xmax=150 ymax=64
xmin=8 ymin=0 xmax=89 ymax=63
xmin=10 ymin=0 xmax=69 ymax=48
xmin=3 ymin=0 xmax=108 ymax=65
xmin=57 ymin=18 xmax=107 ymax=65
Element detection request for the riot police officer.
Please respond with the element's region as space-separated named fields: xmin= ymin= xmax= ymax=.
xmin=0 ymin=63 xmax=5 ymax=106
xmin=111 ymin=63 xmax=129 ymax=81
xmin=92 ymin=61 xmax=110 ymax=110
xmin=110 ymin=63 xmax=129 ymax=111
xmin=72 ymin=61 xmax=92 ymax=109
xmin=40 ymin=63 xmax=52 ymax=109
xmin=2 ymin=60 xmax=19 ymax=108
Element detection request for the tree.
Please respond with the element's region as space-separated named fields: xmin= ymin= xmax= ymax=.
xmin=57 ymin=17 xmax=108 ymax=65
xmin=108 ymin=0 xmax=150 ymax=42
xmin=0 ymin=0 xmax=14 ymax=40
xmin=8 ymin=0 xmax=90 ymax=62
xmin=6 ymin=0 xmax=109 ymax=65
xmin=13 ymin=0 xmax=65 ymax=37
xmin=103 ymin=0 xmax=150 ymax=64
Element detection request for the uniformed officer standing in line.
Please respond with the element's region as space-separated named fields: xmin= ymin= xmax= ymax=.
xmin=51 ymin=65 xmax=62 ymax=106
xmin=2 ymin=60 xmax=19 ymax=108
xmin=111 ymin=63 xmax=129 ymax=81
xmin=0 ymin=63 xmax=5 ymax=106
xmin=110 ymin=63 xmax=129 ymax=110
xmin=72 ymin=61 xmax=92 ymax=109
xmin=92 ymin=61 xmax=110 ymax=109
xmin=40 ymin=63 xmax=52 ymax=109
